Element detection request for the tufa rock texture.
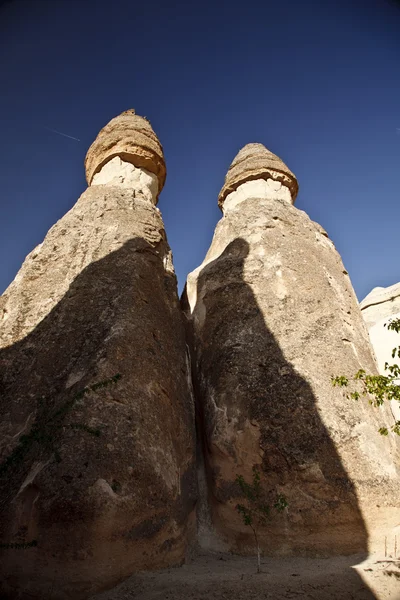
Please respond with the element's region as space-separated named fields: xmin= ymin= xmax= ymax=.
xmin=183 ymin=143 xmax=400 ymax=558
xmin=0 ymin=111 xmax=196 ymax=599
xmin=360 ymin=282 xmax=400 ymax=421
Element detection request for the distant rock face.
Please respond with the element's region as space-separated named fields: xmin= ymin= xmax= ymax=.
xmin=183 ymin=143 xmax=400 ymax=557
xmin=360 ymin=283 xmax=400 ymax=331
xmin=360 ymin=283 xmax=400 ymax=421
xmin=0 ymin=111 xmax=196 ymax=599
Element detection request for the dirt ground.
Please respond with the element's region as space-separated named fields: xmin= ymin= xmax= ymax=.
xmin=94 ymin=551 xmax=400 ymax=600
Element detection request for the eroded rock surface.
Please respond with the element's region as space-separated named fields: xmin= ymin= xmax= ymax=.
xmin=183 ymin=143 xmax=400 ymax=558
xmin=0 ymin=112 xmax=196 ymax=599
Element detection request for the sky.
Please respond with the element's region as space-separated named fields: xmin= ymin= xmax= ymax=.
xmin=0 ymin=0 xmax=399 ymax=301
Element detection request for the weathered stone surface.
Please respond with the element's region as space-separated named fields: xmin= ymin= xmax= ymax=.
xmin=223 ymin=178 xmax=292 ymax=214
xmin=183 ymin=144 xmax=400 ymax=558
xmin=0 ymin=116 xmax=196 ymax=599
xmin=91 ymin=156 xmax=159 ymax=203
xmin=218 ymin=143 xmax=298 ymax=209
xmin=85 ymin=109 xmax=166 ymax=197
xmin=360 ymin=283 xmax=400 ymax=421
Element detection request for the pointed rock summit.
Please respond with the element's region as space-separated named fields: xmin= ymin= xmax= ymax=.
xmin=183 ymin=143 xmax=400 ymax=557
xmin=0 ymin=111 xmax=196 ymax=599
xmin=85 ymin=108 xmax=166 ymax=196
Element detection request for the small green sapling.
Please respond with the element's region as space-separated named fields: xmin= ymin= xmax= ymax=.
xmin=236 ymin=466 xmax=288 ymax=573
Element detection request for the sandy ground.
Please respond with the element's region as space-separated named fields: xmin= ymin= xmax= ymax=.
xmin=94 ymin=552 xmax=400 ymax=600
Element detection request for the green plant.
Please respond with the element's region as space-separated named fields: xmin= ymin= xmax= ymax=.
xmin=0 ymin=374 xmax=121 ymax=477
xmin=332 ymin=318 xmax=400 ymax=436
xmin=0 ymin=539 xmax=37 ymax=550
xmin=111 ymin=480 xmax=121 ymax=493
xmin=69 ymin=423 xmax=101 ymax=437
xmin=236 ymin=466 xmax=288 ymax=573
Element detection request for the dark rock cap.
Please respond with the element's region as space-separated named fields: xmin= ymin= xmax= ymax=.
xmin=85 ymin=109 xmax=166 ymax=195
xmin=218 ymin=143 xmax=298 ymax=209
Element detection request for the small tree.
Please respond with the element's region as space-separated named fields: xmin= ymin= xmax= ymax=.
xmin=332 ymin=318 xmax=400 ymax=436
xmin=235 ymin=466 xmax=288 ymax=573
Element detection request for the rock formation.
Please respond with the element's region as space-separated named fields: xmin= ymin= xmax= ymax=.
xmin=360 ymin=283 xmax=400 ymax=421
xmin=2 ymin=111 xmax=400 ymax=598
xmin=0 ymin=110 xmax=196 ymax=599
xmin=183 ymin=143 xmax=400 ymax=557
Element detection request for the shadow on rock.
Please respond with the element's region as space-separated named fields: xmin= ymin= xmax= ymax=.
xmin=0 ymin=237 xmax=197 ymax=599
xmin=183 ymin=238 xmax=376 ymax=599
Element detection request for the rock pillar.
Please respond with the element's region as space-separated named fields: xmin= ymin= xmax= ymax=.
xmin=183 ymin=143 xmax=400 ymax=556
xmin=0 ymin=110 xmax=196 ymax=599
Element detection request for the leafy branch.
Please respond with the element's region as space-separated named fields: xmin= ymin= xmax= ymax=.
xmin=332 ymin=318 xmax=400 ymax=436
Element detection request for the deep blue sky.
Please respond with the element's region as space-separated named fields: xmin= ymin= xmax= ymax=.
xmin=0 ymin=0 xmax=399 ymax=300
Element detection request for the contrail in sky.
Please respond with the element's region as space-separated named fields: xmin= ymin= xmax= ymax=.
xmin=44 ymin=126 xmax=81 ymax=142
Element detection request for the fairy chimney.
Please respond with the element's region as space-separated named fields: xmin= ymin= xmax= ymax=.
xmin=0 ymin=111 xmax=196 ymax=599
xmin=183 ymin=143 xmax=400 ymax=557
